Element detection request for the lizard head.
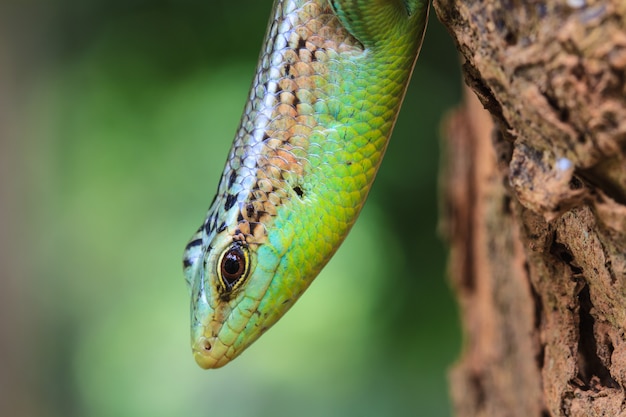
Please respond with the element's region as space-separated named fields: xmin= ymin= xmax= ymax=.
xmin=183 ymin=189 xmax=306 ymax=369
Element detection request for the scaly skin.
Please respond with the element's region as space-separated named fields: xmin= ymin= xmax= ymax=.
xmin=183 ymin=0 xmax=428 ymax=369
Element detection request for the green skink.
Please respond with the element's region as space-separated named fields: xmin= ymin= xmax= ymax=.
xmin=184 ymin=0 xmax=428 ymax=369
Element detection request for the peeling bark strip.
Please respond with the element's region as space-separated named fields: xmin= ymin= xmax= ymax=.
xmin=435 ymin=1 xmax=626 ymax=416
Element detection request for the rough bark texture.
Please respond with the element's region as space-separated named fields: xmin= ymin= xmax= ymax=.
xmin=435 ymin=1 xmax=626 ymax=416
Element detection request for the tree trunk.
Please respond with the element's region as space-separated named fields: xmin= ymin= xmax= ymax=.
xmin=434 ymin=1 xmax=626 ymax=416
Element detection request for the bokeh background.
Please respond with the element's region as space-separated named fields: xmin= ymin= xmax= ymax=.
xmin=1 ymin=1 xmax=462 ymax=416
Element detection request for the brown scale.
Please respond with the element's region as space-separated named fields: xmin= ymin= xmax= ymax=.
xmin=228 ymin=1 xmax=362 ymax=247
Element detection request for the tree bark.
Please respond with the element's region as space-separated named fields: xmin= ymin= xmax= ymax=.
xmin=434 ymin=1 xmax=626 ymax=416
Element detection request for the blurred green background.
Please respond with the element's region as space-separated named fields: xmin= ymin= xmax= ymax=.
xmin=1 ymin=1 xmax=462 ymax=416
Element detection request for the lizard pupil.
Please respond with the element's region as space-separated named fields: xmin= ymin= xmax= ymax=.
xmin=221 ymin=248 xmax=245 ymax=285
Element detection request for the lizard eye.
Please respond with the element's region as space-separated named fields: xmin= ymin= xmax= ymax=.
xmin=218 ymin=244 xmax=249 ymax=292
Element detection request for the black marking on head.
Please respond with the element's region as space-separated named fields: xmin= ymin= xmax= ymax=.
xmin=293 ymin=186 xmax=304 ymax=197
xmin=246 ymin=203 xmax=255 ymax=218
xmin=237 ymin=212 xmax=244 ymax=222
xmin=183 ymin=258 xmax=192 ymax=268
xmin=204 ymin=221 xmax=212 ymax=234
xmin=284 ymin=64 xmax=291 ymax=77
xmin=228 ymin=171 xmax=237 ymax=188
xmin=224 ymin=194 xmax=236 ymax=211
xmin=185 ymin=238 xmax=203 ymax=250
xmin=296 ymin=37 xmax=306 ymax=50
xmin=217 ymin=222 xmax=227 ymax=233
xmin=211 ymin=213 xmax=219 ymax=231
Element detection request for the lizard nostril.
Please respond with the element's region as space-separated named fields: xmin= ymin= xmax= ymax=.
xmin=193 ymin=337 xmax=220 ymax=369
xmin=194 ymin=337 xmax=212 ymax=354
xmin=202 ymin=338 xmax=212 ymax=351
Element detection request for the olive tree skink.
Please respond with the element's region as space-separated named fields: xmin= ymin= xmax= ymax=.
xmin=183 ymin=0 xmax=429 ymax=369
